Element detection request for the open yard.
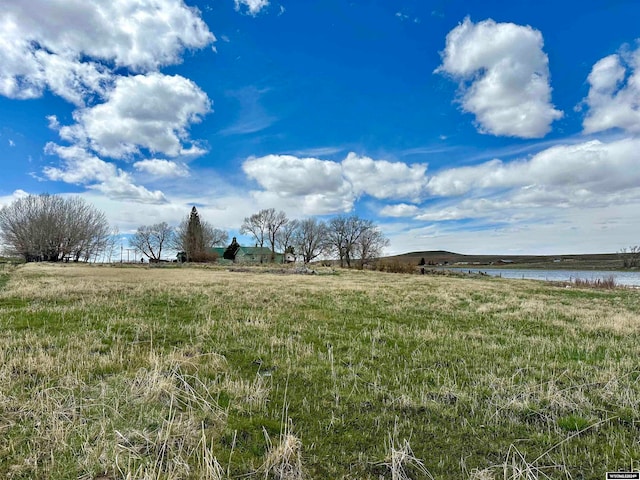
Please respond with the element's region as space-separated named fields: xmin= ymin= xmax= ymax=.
xmin=0 ymin=263 xmax=639 ymax=479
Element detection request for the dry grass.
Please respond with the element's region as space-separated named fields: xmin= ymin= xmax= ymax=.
xmin=262 ymin=421 xmax=304 ymax=480
xmin=1 ymin=262 xmax=639 ymax=478
xmin=571 ymin=275 xmax=617 ymax=289
xmin=383 ymin=426 xmax=434 ymax=480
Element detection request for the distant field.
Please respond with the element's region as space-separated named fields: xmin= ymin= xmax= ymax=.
xmin=1 ymin=263 xmax=639 ymax=479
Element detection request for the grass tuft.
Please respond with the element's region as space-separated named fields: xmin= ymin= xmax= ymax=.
xmin=383 ymin=428 xmax=434 ymax=480
xmin=262 ymin=420 xmax=304 ymax=480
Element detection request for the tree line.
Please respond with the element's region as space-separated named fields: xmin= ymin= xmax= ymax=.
xmin=238 ymin=207 xmax=389 ymax=267
xmin=129 ymin=206 xmax=229 ymax=263
xmin=132 ymin=206 xmax=389 ymax=267
xmin=0 ymin=194 xmax=388 ymax=267
xmin=6 ymin=194 xmax=639 ymax=269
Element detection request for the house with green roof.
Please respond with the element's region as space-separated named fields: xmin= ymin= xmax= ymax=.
xmin=211 ymin=237 xmax=284 ymax=264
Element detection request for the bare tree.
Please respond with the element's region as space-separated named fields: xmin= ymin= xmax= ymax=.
xmin=129 ymin=222 xmax=173 ymax=261
xmin=356 ymin=224 xmax=389 ymax=267
xmin=619 ymin=246 xmax=640 ymax=268
xmin=241 ymin=208 xmax=289 ymax=263
xmin=294 ymin=218 xmax=328 ymax=264
xmin=205 ymin=225 xmax=229 ymax=248
xmin=240 ymin=210 xmax=269 ymax=262
xmin=326 ymin=215 xmax=348 ymax=267
xmin=62 ymin=197 xmax=111 ymax=262
xmin=0 ymin=194 xmax=110 ymax=262
xmin=327 ymin=214 xmax=371 ymax=268
xmin=102 ymin=227 xmax=120 ymax=263
xmin=276 ymin=219 xmax=299 ymax=262
xmin=265 ymin=208 xmax=288 ymax=262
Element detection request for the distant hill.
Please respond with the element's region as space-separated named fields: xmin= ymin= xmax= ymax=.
xmin=384 ymin=251 xmax=624 ymax=270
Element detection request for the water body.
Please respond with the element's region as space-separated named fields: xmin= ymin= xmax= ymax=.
xmin=446 ymin=268 xmax=640 ymax=287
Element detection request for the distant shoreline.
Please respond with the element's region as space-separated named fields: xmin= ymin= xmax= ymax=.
xmin=385 ymin=250 xmax=632 ymax=271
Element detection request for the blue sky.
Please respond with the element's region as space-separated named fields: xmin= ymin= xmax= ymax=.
xmin=1 ymin=0 xmax=640 ymax=255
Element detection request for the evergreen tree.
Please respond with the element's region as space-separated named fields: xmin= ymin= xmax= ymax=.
xmin=171 ymin=207 xmax=228 ymax=263
xmin=186 ymin=206 xmax=205 ymax=262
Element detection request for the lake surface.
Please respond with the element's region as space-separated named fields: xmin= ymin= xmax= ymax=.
xmin=445 ymin=268 xmax=640 ymax=287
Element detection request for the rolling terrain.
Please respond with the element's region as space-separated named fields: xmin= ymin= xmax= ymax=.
xmin=385 ymin=250 xmax=625 ymax=270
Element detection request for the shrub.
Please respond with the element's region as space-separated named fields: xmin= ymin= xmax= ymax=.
xmin=571 ymin=275 xmax=617 ymax=289
xmin=372 ymin=260 xmax=417 ymax=274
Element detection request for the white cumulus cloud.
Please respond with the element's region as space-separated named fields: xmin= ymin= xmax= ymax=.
xmin=44 ymin=143 xmax=167 ymax=204
xmin=342 ymin=153 xmax=428 ymax=201
xmin=89 ymin=176 xmax=167 ymax=204
xmin=0 ymin=0 xmax=215 ymax=204
xmin=243 ymin=154 xmax=354 ymax=214
xmin=44 ymin=144 xmax=116 ymax=184
xmin=0 ymin=0 xmax=214 ymax=102
xmin=437 ymin=17 xmax=562 ymax=138
xmin=134 ymin=159 xmax=189 ymax=178
xmin=54 ymin=73 xmax=211 ymax=159
xmin=380 ymin=203 xmax=420 ymax=217
xmin=234 ymin=0 xmax=270 ymax=16
xmin=0 ymin=189 xmax=30 ymax=209
xmin=242 ymin=152 xmax=430 ymax=215
xmin=582 ymin=46 xmax=640 ymax=134
xmin=243 ymin=154 xmax=346 ymax=196
xmin=426 ymin=138 xmax=640 ymax=201
xmin=410 ymin=137 xmax=640 ymax=231
xmin=250 ymin=189 xmax=355 ymax=216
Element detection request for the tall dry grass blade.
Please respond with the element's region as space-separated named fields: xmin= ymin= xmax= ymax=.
xmin=199 ymin=422 xmax=224 ymax=480
xmin=261 ymin=419 xmax=304 ymax=480
xmin=383 ymin=427 xmax=434 ymax=480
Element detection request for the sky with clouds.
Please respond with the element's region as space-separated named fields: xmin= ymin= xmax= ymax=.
xmin=1 ymin=0 xmax=639 ymax=256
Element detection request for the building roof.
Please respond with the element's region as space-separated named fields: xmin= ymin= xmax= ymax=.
xmin=239 ymin=246 xmax=274 ymax=256
xmin=209 ymin=245 xmax=282 ymax=260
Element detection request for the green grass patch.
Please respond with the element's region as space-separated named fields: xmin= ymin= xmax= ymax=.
xmin=0 ymin=263 xmax=639 ymax=479
xmin=557 ymin=414 xmax=591 ymax=432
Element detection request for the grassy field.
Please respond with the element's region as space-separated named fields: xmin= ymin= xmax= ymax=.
xmin=0 ymin=263 xmax=639 ymax=479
